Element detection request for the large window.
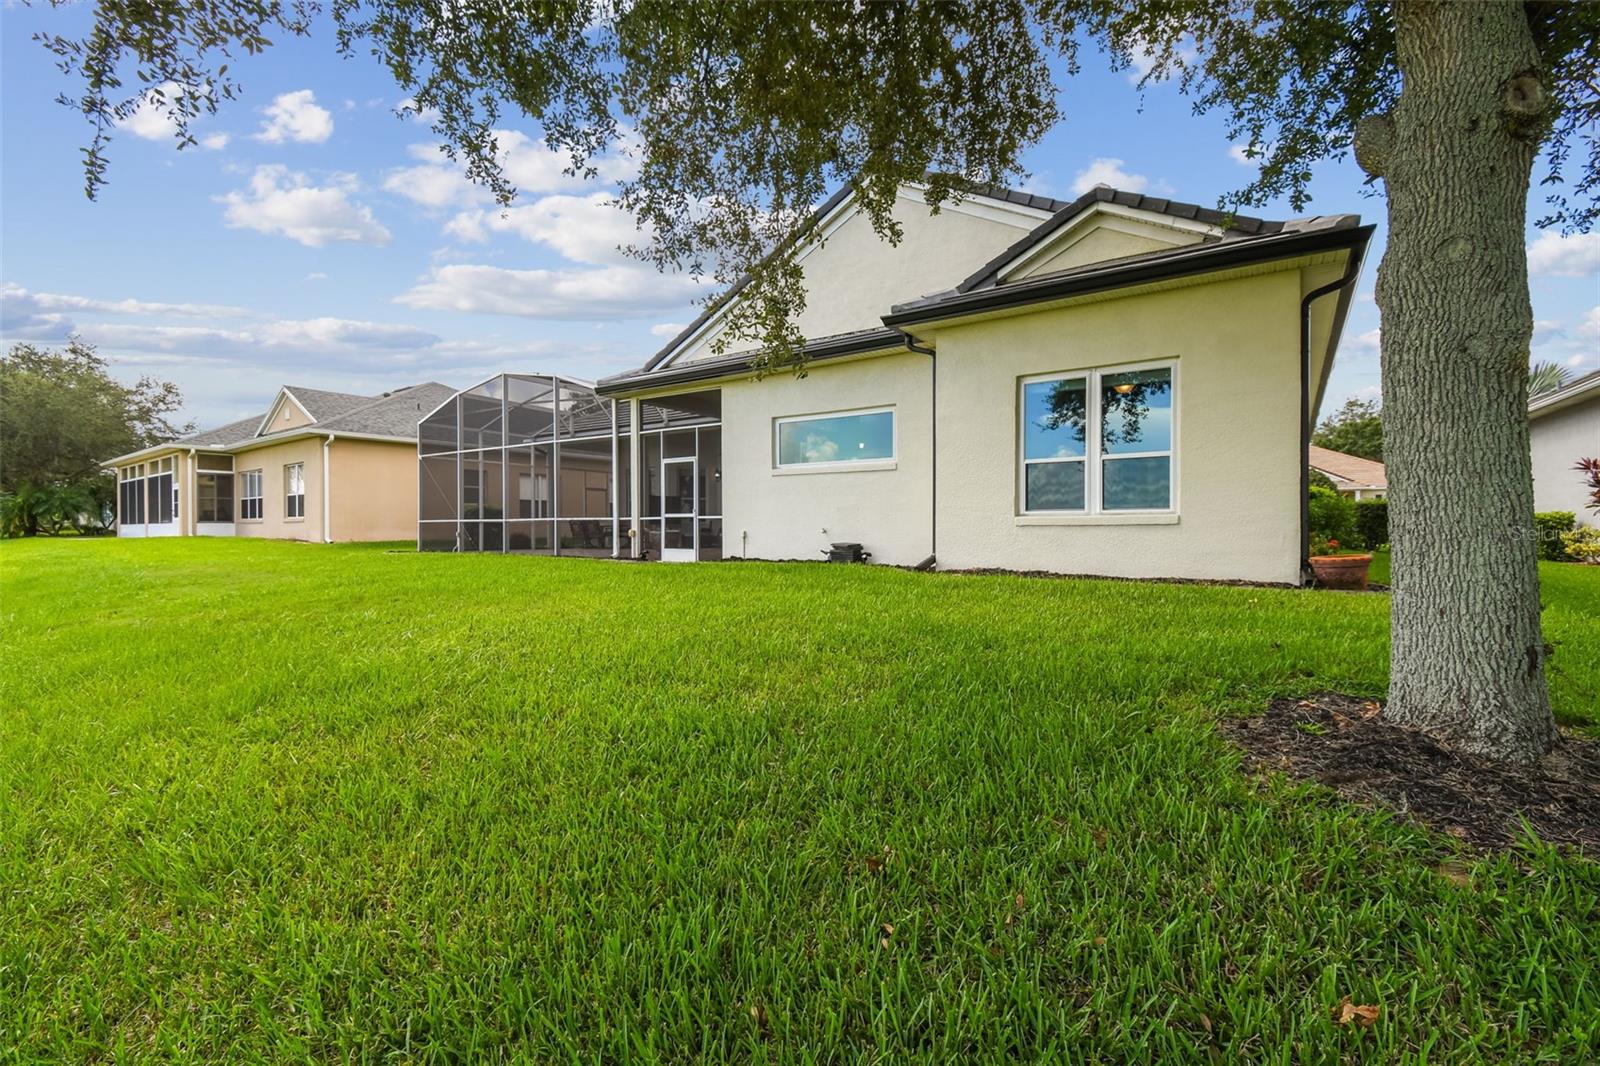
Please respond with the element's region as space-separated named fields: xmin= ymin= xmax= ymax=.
xmin=1020 ymin=363 xmax=1175 ymax=514
xmin=119 ymin=463 xmax=146 ymax=525
xmin=284 ymin=463 xmax=306 ymax=519
xmin=240 ymin=469 xmax=264 ymax=520
xmin=774 ymin=407 xmax=895 ymax=470
xmin=197 ymin=474 xmax=235 ymax=522
xmin=145 ymin=456 xmax=175 ymax=524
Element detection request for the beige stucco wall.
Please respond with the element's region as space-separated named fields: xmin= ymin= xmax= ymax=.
xmin=676 ymin=190 xmax=1047 ymax=363
xmin=713 ymin=351 xmax=934 ymax=566
xmin=1012 ymin=221 xmax=1198 ymax=279
xmin=269 ymin=394 xmax=315 ymax=432
xmin=931 ymin=268 xmax=1306 ymax=584
xmin=1531 ymin=396 xmax=1599 ymax=516
xmin=328 ymin=439 xmax=423 ymax=541
xmin=231 ymin=437 xmax=324 ymax=541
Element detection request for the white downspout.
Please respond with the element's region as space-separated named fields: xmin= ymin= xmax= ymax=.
xmin=189 ymin=448 xmax=201 ymax=536
xmin=322 ymin=434 xmax=333 ymax=543
xmin=627 ymin=397 xmax=642 ymax=558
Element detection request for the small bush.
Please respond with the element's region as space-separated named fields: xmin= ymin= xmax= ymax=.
xmin=1560 ymin=525 xmax=1600 ymax=563
xmin=1308 ymin=484 xmax=1360 ymax=551
xmin=1534 ymin=511 xmax=1577 ymax=561
xmin=1355 ymin=498 xmax=1388 ymax=549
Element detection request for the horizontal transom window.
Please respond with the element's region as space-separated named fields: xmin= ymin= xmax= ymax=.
xmin=774 ymin=407 xmax=895 ymax=469
xmin=1019 ymin=362 xmax=1176 ymax=514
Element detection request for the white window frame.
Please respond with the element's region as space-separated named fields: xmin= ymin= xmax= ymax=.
xmin=772 ymin=405 xmax=897 ymax=474
xmin=1018 ymin=359 xmax=1178 ymax=517
xmin=284 ymin=462 xmax=306 ymax=520
xmin=240 ymin=469 xmax=264 ymax=521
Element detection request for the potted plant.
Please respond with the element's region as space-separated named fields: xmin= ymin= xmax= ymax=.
xmin=1309 ymin=534 xmax=1373 ymax=590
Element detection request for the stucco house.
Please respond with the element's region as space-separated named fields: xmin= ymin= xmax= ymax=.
xmin=108 ymin=382 xmax=455 ymax=541
xmin=1308 ymin=445 xmax=1387 ymax=500
xmin=1529 ymin=369 xmax=1600 ymax=516
xmin=419 ymin=182 xmax=1371 ymax=584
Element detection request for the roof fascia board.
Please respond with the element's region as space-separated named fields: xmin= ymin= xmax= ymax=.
xmin=1529 ymin=373 xmax=1600 ymax=417
xmin=884 ymin=224 xmax=1375 ymax=330
xmin=996 ymin=203 xmax=1222 ymax=283
xmin=222 ymin=429 xmax=418 ymax=454
xmin=598 ymin=331 xmax=905 ymax=396
xmin=899 ymin=182 xmax=1057 ymax=229
xmin=102 ymin=443 xmax=190 ymax=467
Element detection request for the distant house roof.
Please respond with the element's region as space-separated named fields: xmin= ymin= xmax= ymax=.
xmin=1309 ymin=445 xmax=1387 ymax=492
xmin=1529 ymin=368 xmax=1600 ymax=420
xmin=106 ymin=381 xmax=457 ymax=465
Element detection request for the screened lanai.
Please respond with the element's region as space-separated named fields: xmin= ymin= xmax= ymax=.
xmin=418 ymin=374 xmax=723 ymax=559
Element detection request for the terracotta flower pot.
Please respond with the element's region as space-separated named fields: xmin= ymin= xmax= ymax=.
xmin=1310 ymin=553 xmax=1373 ymax=591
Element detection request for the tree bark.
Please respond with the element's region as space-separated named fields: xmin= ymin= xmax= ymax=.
xmin=1373 ymin=0 xmax=1556 ymax=763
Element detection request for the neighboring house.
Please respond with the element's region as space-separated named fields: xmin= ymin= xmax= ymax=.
xmin=421 ymin=182 xmax=1371 ymax=584
xmin=1529 ymin=369 xmax=1600 ymax=516
xmin=1308 ymin=445 xmax=1387 ymax=500
xmin=106 ymin=382 xmax=456 ymax=541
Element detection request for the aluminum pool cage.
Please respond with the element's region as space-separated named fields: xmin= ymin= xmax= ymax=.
xmin=418 ymin=373 xmax=722 ymax=557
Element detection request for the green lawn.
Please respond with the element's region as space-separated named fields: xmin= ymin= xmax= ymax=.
xmin=2 ymin=538 xmax=1596 ymax=1062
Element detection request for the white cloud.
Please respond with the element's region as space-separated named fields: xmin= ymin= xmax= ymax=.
xmin=1347 ymin=327 xmax=1382 ymax=357
xmin=1576 ymin=305 xmax=1600 ymax=345
xmin=445 ymin=194 xmax=643 ymax=264
xmin=85 ymin=317 xmax=440 ymax=357
xmin=117 ymin=82 xmax=227 ymax=148
xmin=118 ymin=81 xmax=190 ymax=141
xmin=1527 ymin=231 xmax=1600 ymax=278
xmin=1228 ymin=145 xmax=1254 ymax=166
xmin=396 ymin=97 xmax=442 ymax=125
xmin=384 ymin=146 xmax=492 ymax=210
xmin=306 ymin=272 xmax=329 ymax=281
xmin=651 ymin=322 xmax=687 ymax=338
xmin=384 ymin=130 xmax=638 ymax=211
xmin=1527 ymin=306 xmax=1599 ymax=372
xmin=1071 ymin=158 xmax=1150 ymax=195
xmin=1 ymin=282 xmax=250 ymax=320
xmin=396 ymin=263 xmax=699 ymax=320
xmin=217 ymin=166 xmax=391 ymax=247
xmin=1124 ymin=35 xmax=1196 ymax=85
xmin=254 ymin=89 xmax=334 ymax=144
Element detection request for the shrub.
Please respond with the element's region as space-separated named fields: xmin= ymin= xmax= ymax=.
xmin=1577 ymin=457 xmax=1600 ymax=515
xmin=1533 ymin=511 xmax=1577 ymax=561
xmin=1560 ymin=525 xmax=1600 ymax=563
xmin=1308 ymin=484 xmax=1360 ymax=552
xmin=1355 ymin=498 xmax=1388 ymax=549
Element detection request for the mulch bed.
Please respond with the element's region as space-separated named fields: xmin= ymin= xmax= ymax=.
xmin=1222 ymin=693 xmax=1600 ymax=855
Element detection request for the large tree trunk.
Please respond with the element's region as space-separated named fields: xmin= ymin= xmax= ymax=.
xmin=1371 ymin=0 xmax=1556 ymax=763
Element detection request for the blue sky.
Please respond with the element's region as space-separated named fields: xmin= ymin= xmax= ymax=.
xmin=3 ymin=8 xmax=1596 ymax=431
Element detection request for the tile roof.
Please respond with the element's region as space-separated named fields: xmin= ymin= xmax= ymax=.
xmin=885 ymin=212 xmax=1369 ymax=326
xmin=318 ymin=383 xmax=458 ymax=437
xmin=953 ymin=186 xmax=1287 ymax=295
xmin=172 ymin=382 xmax=454 ymax=450
xmin=283 ymin=386 xmax=381 ymax=421
xmin=1309 ymin=446 xmax=1387 ymax=490
xmin=174 ymin=415 xmax=266 ymax=449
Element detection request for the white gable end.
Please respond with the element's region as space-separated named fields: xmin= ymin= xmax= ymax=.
xmin=1002 ymin=203 xmax=1218 ymax=283
xmin=669 ymin=186 xmax=1050 ymax=366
